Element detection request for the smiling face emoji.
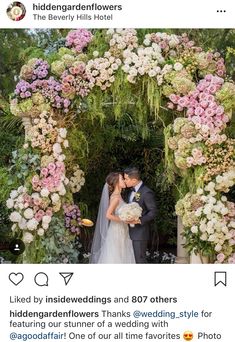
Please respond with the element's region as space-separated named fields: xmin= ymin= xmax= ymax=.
xmin=183 ymin=331 xmax=193 ymax=341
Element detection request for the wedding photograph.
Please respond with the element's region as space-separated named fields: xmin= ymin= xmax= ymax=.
xmin=0 ymin=28 xmax=234 ymax=265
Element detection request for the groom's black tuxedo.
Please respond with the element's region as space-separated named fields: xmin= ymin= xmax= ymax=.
xmin=125 ymin=183 xmax=157 ymax=263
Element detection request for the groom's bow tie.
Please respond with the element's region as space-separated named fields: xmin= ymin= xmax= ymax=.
xmin=130 ymin=187 xmax=136 ymax=192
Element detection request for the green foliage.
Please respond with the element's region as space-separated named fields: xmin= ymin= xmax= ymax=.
xmin=41 ymin=216 xmax=80 ymax=264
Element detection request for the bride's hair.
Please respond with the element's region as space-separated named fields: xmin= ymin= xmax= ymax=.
xmin=106 ymin=172 xmax=121 ymax=195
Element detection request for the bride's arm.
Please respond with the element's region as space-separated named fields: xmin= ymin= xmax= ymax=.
xmin=106 ymin=196 xmax=122 ymax=222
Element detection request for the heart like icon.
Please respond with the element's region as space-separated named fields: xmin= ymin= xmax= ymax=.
xmin=9 ymin=272 xmax=24 ymax=286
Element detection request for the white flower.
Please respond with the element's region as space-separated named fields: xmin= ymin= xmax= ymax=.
xmin=23 ymin=208 xmax=34 ymax=220
xmin=40 ymin=188 xmax=50 ymax=197
xmin=208 ymin=234 xmax=216 ymax=242
xmin=59 ymin=128 xmax=67 ymax=139
xmin=9 ymin=211 xmax=22 ymax=223
xmin=205 ymin=182 xmax=215 ymax=192
xmin=37 ymin=228 xmax=45 ymax=236
xmin=191 ymin=225 xmax=198 ymax=233
xmin=22 ymin=232 xmax=34 ymax=244
xmin=199 ymin=222 xmax=207 ymax=232
xmin=148 ymin=70 xmax=157 ymax=77
xmin=221 ymin=207 xmax=229 ymax=215
xmin=27 ymin=218 xmax=39 ymax=231
xmin=93 ymin=50 xmax=99 ymax=57
xmin=200 ymin=233 xmax=208 ymax=241
xmin=143 ymin=38 xmax=151 ymax=46
xmin=58 ymin=184 xmax=66 ymax=196
xmin=53 ymin=143 xmax=62 ymax=154
xmin=215 ymin=243 xmax=222 ymax=252
xmin=174 ymin=62 xmax=183 ymax=71
xmin=51 ymin=193 xmax=60 ymax=204
xmin=63 ymin=140 xmax=69 ymax=148
xmin=118 ymin=202 xmax=142 ymax=221
xmin=10 ymin=190 xmax=18 ymax=199
xmin=197 ymin=188 xmax=203 ymax=195
xmin=31 ymin=192 xmax=40 ymax=199
xmin=203 ymin=205 xmax=212 ymax=215
xmin=6 ymin=198 xmax=14 ymax=209
xmin=42 ymin=215 xmax=51 ymax=225
xmin=11 ymin=224 xmax=17 ymax=232
xmin=42 ymin=223 xmax=49 ymax=230
xmin=229 ymin=221 xmax=235 ymax=228
xmin=195 ymin=208 xmax=202 ymax=217
xmin=221 ymin=196 xmax=227 ymax=202
xmin=18 ymin=218 xmax=27 ymax=230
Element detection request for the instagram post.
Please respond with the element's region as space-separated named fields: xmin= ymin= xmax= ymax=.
xmin=0 ymin=0 xmax=234 ymax=341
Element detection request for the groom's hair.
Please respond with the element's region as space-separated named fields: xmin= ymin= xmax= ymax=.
xmin=124 ymin=167 xmax=141 ymax=180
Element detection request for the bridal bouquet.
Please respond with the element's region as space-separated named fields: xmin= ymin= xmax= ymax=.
xmin=118 ymin=202 xmax=142 ymax=221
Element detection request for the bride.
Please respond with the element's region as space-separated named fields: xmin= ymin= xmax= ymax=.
xmin=90 ymin=172 xmax=136 ymax=264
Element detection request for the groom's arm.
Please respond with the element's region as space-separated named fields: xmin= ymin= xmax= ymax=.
xmin=140 ymin=190 xmax=157 ymax=226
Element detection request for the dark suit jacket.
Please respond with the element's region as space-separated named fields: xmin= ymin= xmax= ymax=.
xmin=127 ymin=183 xmax=157 ymax=241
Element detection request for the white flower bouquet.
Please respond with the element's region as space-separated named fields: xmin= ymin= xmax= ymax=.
xmin=118 ymin=202 xmax=142 ymax=221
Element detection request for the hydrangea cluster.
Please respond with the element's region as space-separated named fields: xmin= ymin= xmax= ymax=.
xmin=86 ymin=55 xmax=121 ymax=90
xmin=61 ymin=61 xmax=94 ymax=98
xmin=163 ymin=69 xmax=196 ymax=96
xmin=167 ymin=118 xmax=207 ymax=169
xmin=27 ymin=112 xmax=69 ymax=156
xmin=215 ymin=82 xmax=235 ymax=112
xmin=194 ymin=52 xmax=226 ymax=78
xmin=6 ymin=186 xmax=53 ymax=244
xmin=145 ymin=32 xmax=197 ymax=52
xmin=7 ymin=112 xmax=70 ymax=244
xmin=176 ymin=186 xmax=235 ymax=263
xmin=65 ymin=29 xmax=93 ymax=53
xmin=20 ymin=58 xmax=49 ymax=81
xmin=214 ymin=169 xmax=235 ymax=193
xmin=203 ymin=139 xmax=235 ymax=182
xmin=121 ymin=44 xmax=165 ymax=84
xmin=63 ymin=204 xmax=82 ymax=234
xmin=168 ymin=74 xmax=230 ymax=134
xmin=69 ymin=165 xmax=85 ymax=193
xmin=106 ymin=29 xmax=138 ymax=56
xmin=13 ymin=76 xmax=70 ymax=115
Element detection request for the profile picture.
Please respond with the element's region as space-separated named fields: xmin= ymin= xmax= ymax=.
xmin=7 ymin=2 xmax=26 ymax=21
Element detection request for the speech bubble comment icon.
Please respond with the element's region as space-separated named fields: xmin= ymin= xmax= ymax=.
xmin=34 ymin=272 xmax=49 ymax=286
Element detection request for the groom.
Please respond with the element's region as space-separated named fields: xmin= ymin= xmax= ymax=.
xmin=124 ymin=167 xmax=157 ymax=263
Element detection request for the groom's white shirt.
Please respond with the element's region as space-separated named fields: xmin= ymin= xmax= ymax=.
xmin=129 ymin=181 xmax=143 ymax=203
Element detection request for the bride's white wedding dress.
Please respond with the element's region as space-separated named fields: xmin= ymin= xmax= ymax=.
xmin=98 ymin=201 xmax=136 ymax=264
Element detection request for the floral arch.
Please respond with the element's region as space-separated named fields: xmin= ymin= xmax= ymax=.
xmin=6 ymin=29 xmax=235 ymax=264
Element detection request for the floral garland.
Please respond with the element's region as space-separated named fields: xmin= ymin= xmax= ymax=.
xmin=7 ymin=28 xmax=235 ymax=263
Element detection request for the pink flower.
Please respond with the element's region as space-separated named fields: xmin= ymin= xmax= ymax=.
xmin=48 ymin=163 xmax=56 ymax=172
xmin=195 ymin=107 xmax=204 ymax=116
xmin=32 ymin=175 xmax=40 ymax=184
xmin=167 ymin=102 xmax=174 ymax=109
xmin=217 ymin=253 xmax=225 ymax=263
xmin=205 ymin=108 xmax=214 ymax=117
xmin=200 ymin=100 xmax=208 ymax=109
xmin=33 ymin=198 xmax=41 ymax=206
xmin=34 ymin=212 xmax=44 ymax=222
xmin=216 ymin=106 xmax=224 ymax=115
xmin=176 ymin=105 xmax=183 ymax=112
xmin=169 ymin=94 xmax=179 ymax=104
xmin=186 ymin=157 xmax=194 ymax=165
xmin=41 ymin=168 xmax=48 ymax=177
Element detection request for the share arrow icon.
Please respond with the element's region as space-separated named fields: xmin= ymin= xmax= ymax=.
xmin=59 ymin=272 xmax=74 ymax=285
